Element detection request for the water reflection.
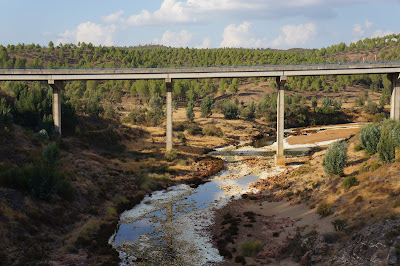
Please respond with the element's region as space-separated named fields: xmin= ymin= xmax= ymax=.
xmin=111 ymin=174 xmax=260 ymax=265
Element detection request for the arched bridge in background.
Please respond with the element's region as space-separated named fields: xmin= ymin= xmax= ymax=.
xmin=1 ymin=63 xmax=400 ymax=166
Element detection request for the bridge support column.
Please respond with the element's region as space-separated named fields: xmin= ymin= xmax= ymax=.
xmin=275 ymin=76 xmax=286 ymax=167
xmin=390 ymin=74 xmax=400 ymax=120
xmin=166 ymin=78 xmax=173 ymax=151
xmin=48 ymin=80 xmax=63 ymax=135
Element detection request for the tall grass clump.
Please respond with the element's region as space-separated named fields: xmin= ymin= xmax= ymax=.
xmin=322 ymin=140 xmax=347 ymax=176
xmin=240 ymin=240 xmax=263 ymax=256
xmin=360 ymin=124 xmax=381 ymax=154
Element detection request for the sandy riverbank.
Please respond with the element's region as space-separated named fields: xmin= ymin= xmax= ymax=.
xmin=207 ymin=124 xmax=362 ymax=265
xmin=286 ymin=124 xmax=361 ymax=145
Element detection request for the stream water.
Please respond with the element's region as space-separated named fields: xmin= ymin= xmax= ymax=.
xmin=109 ymin=126 xmax=353 ymax=265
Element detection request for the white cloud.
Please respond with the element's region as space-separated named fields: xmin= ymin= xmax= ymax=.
xmin=372 ymin=29 xmax=394 ymax=38
xmin=154 ymin=30 xmax=193 ymax=47
xmin=352 ymin=20 xmax=372 ymax=36
xmin=102 ymin=10 xmax=124 ymax=23
xmin=220 ymin=22 xmax=265 ymax=48
xmin=195 ymin=38 xmax=211 ymax=49
xmin=57 ymin=22 xmax=115 ymax=46
xmin=127 ymin=0 xmax=195 ymax=25
xmin=270 ymin=22 xmax=317 ymax=48
xmin=124 ymin=0 xmax=368 ymax=26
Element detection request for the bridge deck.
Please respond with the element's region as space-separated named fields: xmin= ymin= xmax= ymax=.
xmin=0 ymin=63 xmax=400 ymax=81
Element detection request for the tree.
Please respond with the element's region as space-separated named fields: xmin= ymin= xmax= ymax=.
xmin=200 ymin=95 xmax=213 ymax=117
xmin=311 ymin=96 xmax=318 ymax=112
xmin=377 ymin=126 xmax=395 ymax=164
xmin=322 ymin=97 xmax=332 ymax=107
xmin=242 ymin=101 xmax=256 ymax=120
xmin=222 ymin=100 xmax=239 ymax=119
xmin=323 ymin=141 xmax=348 ymax=176
xmin=186 ymin=101 xmax=195 ymax=122
xmin=0 ymin=98 xmax=13 ymax=129
xmin=360 ymin=124 xmax=381 ymax=154
xmin=147 ymin=94 xmax=164 ymax=126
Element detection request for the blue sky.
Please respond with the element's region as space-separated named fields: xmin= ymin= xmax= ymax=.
xmin=0 ymin=0 xmax=399 ymax=49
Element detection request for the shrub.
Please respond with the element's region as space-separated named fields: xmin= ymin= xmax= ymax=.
xmin=343 ymin=176 xmax=359 ymax=189
xmin=322 ymin=97 xmax=332 ymax=107
xmin=38 ymin=129 xmax=49 ymax=140
xmin=392 ymin=121 xmax=400 ymax=147
xmin=317 ymin=203 xmax=332 ymax=217
xmin=185 ymin=124 xmax=202 ymax=136
xmin=353 ymin=143 xmax=363 ymax=152
xmin=241 ymin=101 xmax=256 ymax=120
xmin=164 ymin=149 xmax=177 ymax=161
xmin=360 ymin=124 xmax=381 ymax=154
xmin=0 ymin=167 xmax=29 ymax=191
xmin=373 ymin=112 xmax=386 ymax=123
xmin=377 ymin=126 xmax=395 ymax=164
xmin=13 ymin=85 xmax=52 ymax=128
xmin=240 ymin=240 xmax=263 ymax=256
xmin=106 ymin=207 xmax=118 ymax=220
xmin=332 ymin=219 xmax=348 ymax=231
xmin=125 ymin=108 xmax=146 ymax=125
xmin=222 ymin=100 xmax=239 ymax=119
xmin=322 ymin=141 xmax=347 ymax=176
xmin=0 ymin=98 xmax=13 ymax=129
xmin=364 ymin=100 xmax=381 ymax=115
xmin=369 ymin=161 xmax=382 ymax=171
xmin=55 ymin=178 xmax=76 ymax=202
xmin=202 ymin=125 xmax=223 ymax=137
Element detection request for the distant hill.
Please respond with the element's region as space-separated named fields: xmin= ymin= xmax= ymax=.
xmin=1 ymin=33 xmax=399 ymax=69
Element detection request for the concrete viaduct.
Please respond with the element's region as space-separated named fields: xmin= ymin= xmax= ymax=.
xmin=1 ymin=63 xmax=400 ymax=166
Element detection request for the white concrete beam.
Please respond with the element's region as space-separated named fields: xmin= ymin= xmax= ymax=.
xmin=48 ymin=80 xmax=63 ymax=135
xmin=166 ymin=78 xmax=173 ymax=152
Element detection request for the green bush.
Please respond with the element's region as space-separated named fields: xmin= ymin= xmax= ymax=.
xmin=55 ymin=178 xmax=76 ymax=201
xmin=377 ymin=126 xmax=395 ymax=164
xmin=13 ymin=85 xmax=52 ymax=128
xmin=0 ymin=167 xmax=29 ymax=191
xmin=343 ymin=176 xmax=359 ymax=189
xmin=317 ymin=203 xmax=332 ymax=217
xmin=241 ymin=101 xmax=256 ymax=120
xmin=164 ymin=149 xmax=177 ymax=161
xmin=392 ymin=121 xmax=400 ymax=147
xmin=322 ymin=141 xmax=347 ymax=176
xmin=360 ymin=124 xmax=381 ymax=154
xmin=0 ymin=143 xmax=75 ymax=202
xmin=240 ymin=240 xmax=263 ymax=256
xmin=353 ymin=143 xmax=363 ymax=152
xmin=202 ymin=125 xmax=223 ymax=137
xmin=185 ymin=124 xmax=203 ymax=136
xmin=332 ymin=219 xmax=348 ymax=231
xmin=125 ymin=108 xmax=146 ymax=125
xmin=222 ymin=100 xmax=239 ymax=119
xmin=369 ymin=161 xmax=382 ymax=171
xmin=364 ymin=100 xmax=381 ymax=115
xmin=0 ymin=98 xmax=13 ymax=129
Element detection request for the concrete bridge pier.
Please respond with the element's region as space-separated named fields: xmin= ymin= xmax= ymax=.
xmin=48 ymin=80 xmax=63 ymax=135
xmin=275 ymin=76 xmax=287 ymax=166
xmin=166 ymin=78 xmax=173 ymax=151
xmin=390 ymin=73 xmax=400 ymax=120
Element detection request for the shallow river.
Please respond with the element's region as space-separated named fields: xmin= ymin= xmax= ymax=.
xmin=109 ymin=127 xmax=352 ymax=265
